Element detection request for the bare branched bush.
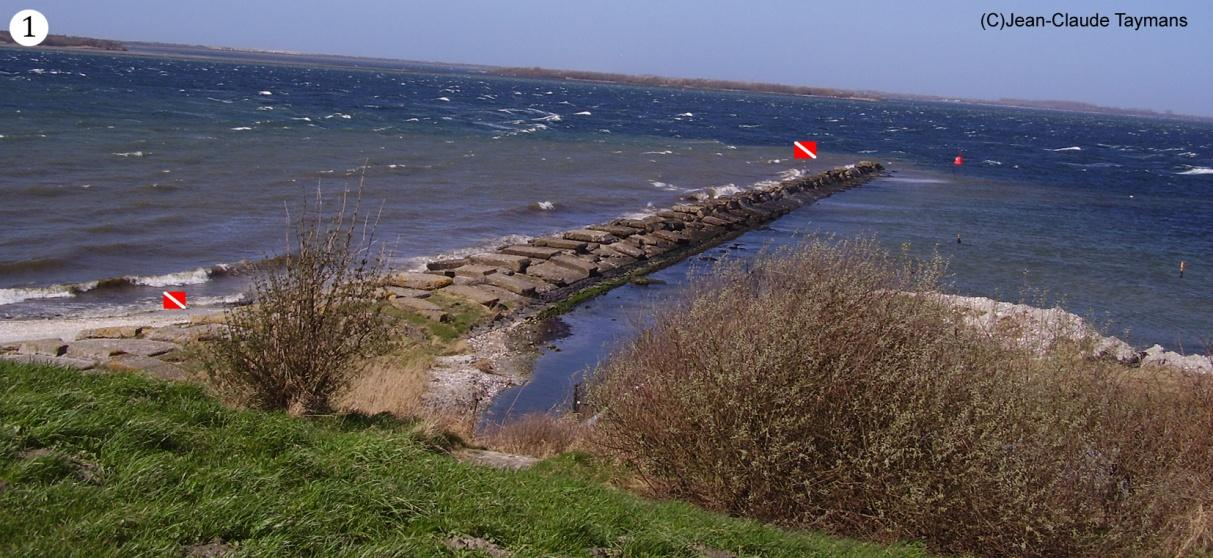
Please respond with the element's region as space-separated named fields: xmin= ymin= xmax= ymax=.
xmin=206 ymin=189 xmax=393 ymax=416
xmin=590 ymin=236 xmax=1213 ymax=558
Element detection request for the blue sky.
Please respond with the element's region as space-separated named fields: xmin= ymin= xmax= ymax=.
xmin=8 ymin=0 xmax=1212 ymax=115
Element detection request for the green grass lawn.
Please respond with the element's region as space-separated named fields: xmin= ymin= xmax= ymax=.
xmin=0 ymin=361 xmax=930 ymax=557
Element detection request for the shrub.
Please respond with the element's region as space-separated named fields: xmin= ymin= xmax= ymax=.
xmin=205 ymin=190 xmax=393 ymax=416
xmin=589 ymin=237 xmax=1213 ymax=557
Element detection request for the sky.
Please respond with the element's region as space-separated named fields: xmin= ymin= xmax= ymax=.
xmin=6 ymin=0 xmax=1212 ymax=115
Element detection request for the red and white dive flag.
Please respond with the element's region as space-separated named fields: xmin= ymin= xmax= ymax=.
xmin=793 ymin=140 xmax=818 ymax=160
xmin=954 ymin=153 xmax=965 ymax=166
xmin=162 ymin=291 xmax=187 ymax=310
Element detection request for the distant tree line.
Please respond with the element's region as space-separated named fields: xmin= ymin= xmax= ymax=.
xmin=493 ymin=66 xmax=881 ymax=100
xmin=0 ymin=31 xmax=126 ymax=51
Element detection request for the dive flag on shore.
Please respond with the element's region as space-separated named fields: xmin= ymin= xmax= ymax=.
xmin=793 ymin=141 xmax=817 ymax=160
xmin=162 ymin=291 xmax=187 ymax=310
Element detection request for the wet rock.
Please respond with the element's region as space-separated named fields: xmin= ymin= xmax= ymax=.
xmin=65 ymin=338 xmax=179 ymax=360
xmin=1 ymin=353 xmax=97 ymax=370
xmin=469 ymin=253 xmax=530 ymax=273
xmin=499 ymin=245 xmax=563 ymax=259
xmin=390 ymin=297 xmax=448 ymax=322
xmin=384 ymin=272 xmax=452 ymax=290
xmin=563 ymin=229 xmax=618 ymax=244
xmin=438 ymin=285 xmax=500 ymax=307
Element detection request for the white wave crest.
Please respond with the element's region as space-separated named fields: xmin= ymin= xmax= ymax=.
xmin=0 ymin=283 xmax=87 ymax=306
xmin=650 ymin=181 xmax=682 ymax=192
xmin=536 ymin=201 xmax=555 ymax=210
xmin=573 ymin=111 xmax=592 ymax=116
xmin=1177 ymin=166 xmax=1213 ymax=175
xmin=1050 ymin=146 xmax=1082 ymax=152
xmin=112 ymin=151 xmax=145 ymax=157
xmin=230 ymin=126 xmax=252 ymax=131
xmin=642 ymin=150 xmax=673 ymax=155
xmin=436 ymin=97 xmax=451 ymax=102
xmin=258 ymin=90 xmax=273 ymax=96
xmin=127 ymin=268 xmax=212 ymax=288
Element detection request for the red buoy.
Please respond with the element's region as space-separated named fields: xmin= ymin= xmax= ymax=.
xmin=953 ymin=153 xmax=965 ymax=166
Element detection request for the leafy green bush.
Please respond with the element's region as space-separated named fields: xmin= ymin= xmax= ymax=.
xmin=590 ymin=237 xmax=1213 ymax=557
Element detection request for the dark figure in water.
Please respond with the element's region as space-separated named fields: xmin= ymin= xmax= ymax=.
xmin=956 ymin=233 xmax=962 ymax=244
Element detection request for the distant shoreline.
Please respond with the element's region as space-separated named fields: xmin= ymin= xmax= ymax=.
xmin=3 ymin=34 xmax=1207 ymax=122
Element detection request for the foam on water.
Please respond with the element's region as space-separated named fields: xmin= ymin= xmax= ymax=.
xmin=1177 ymin=166 xmax=1213 ymax=175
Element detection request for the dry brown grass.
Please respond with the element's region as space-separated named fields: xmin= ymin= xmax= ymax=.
xmin=337 ymin=353 xmax=430 ymax=418
xmin=477 ymin=413 xmax=586 ymax=458
xmin=589 ymin=236 xmax=1213 ymax=558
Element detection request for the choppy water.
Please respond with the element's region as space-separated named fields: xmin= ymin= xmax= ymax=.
xmin=2 ymin=47 xmax=1211 ymax=355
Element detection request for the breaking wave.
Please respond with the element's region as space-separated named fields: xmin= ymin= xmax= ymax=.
xmin=0 ymin=265 xmax=234 ymax=307
xmin=1177 ymin=166 xmax=1213 ymax=175
xmin=1050 ymin=146 xmax=1082 ymax=152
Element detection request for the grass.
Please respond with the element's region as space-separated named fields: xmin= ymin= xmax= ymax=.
xmin=0 ymin=361 xmax=930 ymax=557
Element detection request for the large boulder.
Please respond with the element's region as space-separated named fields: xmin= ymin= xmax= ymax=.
xmin=438 ymin=285 xmax=500 ymax=308
xmin=1142 ymin=345 xmax=1213 ymax=373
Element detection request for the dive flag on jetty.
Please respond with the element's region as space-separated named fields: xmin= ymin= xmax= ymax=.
xmin=162 ymin=291 xmax=187 ymax=310
xmin=793 ymin=141 xmax=817 ymax=160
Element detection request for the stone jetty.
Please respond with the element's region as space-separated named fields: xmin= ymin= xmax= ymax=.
xmin=388 ymin=161 xmax=886 ymax=316
xmin=1 ymin=161 xmax=886 ymax=386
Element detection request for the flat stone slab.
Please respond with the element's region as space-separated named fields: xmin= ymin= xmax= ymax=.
xmin=587 ymin=224 xmax=639 ymax=238
xmin=469 ymin=253 xmax=530 ymax=273
xmin=602 ymin=242 xmax=645 ymax=259
xmin=2 ymin=353 xmax=96 ymax=370
xmin=498 ymin=245 xmax=562 ymax=259
xmin=453 ymin=264 xmax=499 ymax=278
xmin=65 ymin=338 xmax=179 ymax=360
xmin=383 ymin=286 xmax=431 ymax=299
xmin=526 ymin=261 xmax=588 ymax=286
xmin=143 ymin=324 xmax=226 ymax=344
xmin=76 ymin=326 xmax=143 ymax=340
xmin=530 ymin=237 xmax=588 ymax=252
xmin=505 ymin=273 xmax=557 ymax=294
xmin=438 ymin=285 xmax=500 ymax=307
xmin=652 ymin=229 xmax=691 ymax=244
xmin=484 ymin=273 xmax=538 ymax=296
xmin=563 ymin=229 xmax=618 ymax=244
xmin=16 ymin=338 xmax=68 ymax=357
xmin=105 ymin=354 xmax=188 ymax=381
xmin=425 ymin=258 xmax=468 ymax=271
xmin=550 ymin=254 xmax=598 ymax=275
xmin=617 ymin=216 xmax=664 ymax=232
xmin=477 ymin=284 xmax=531 ymax=308
xmin=385 ymin=272 xmax=452 ymax=290
xmin=390 ymin=297 xmax=448 ymax=322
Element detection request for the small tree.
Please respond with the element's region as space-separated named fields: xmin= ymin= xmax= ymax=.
xmin=206 ymin=188 xmax=392 ymax=416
